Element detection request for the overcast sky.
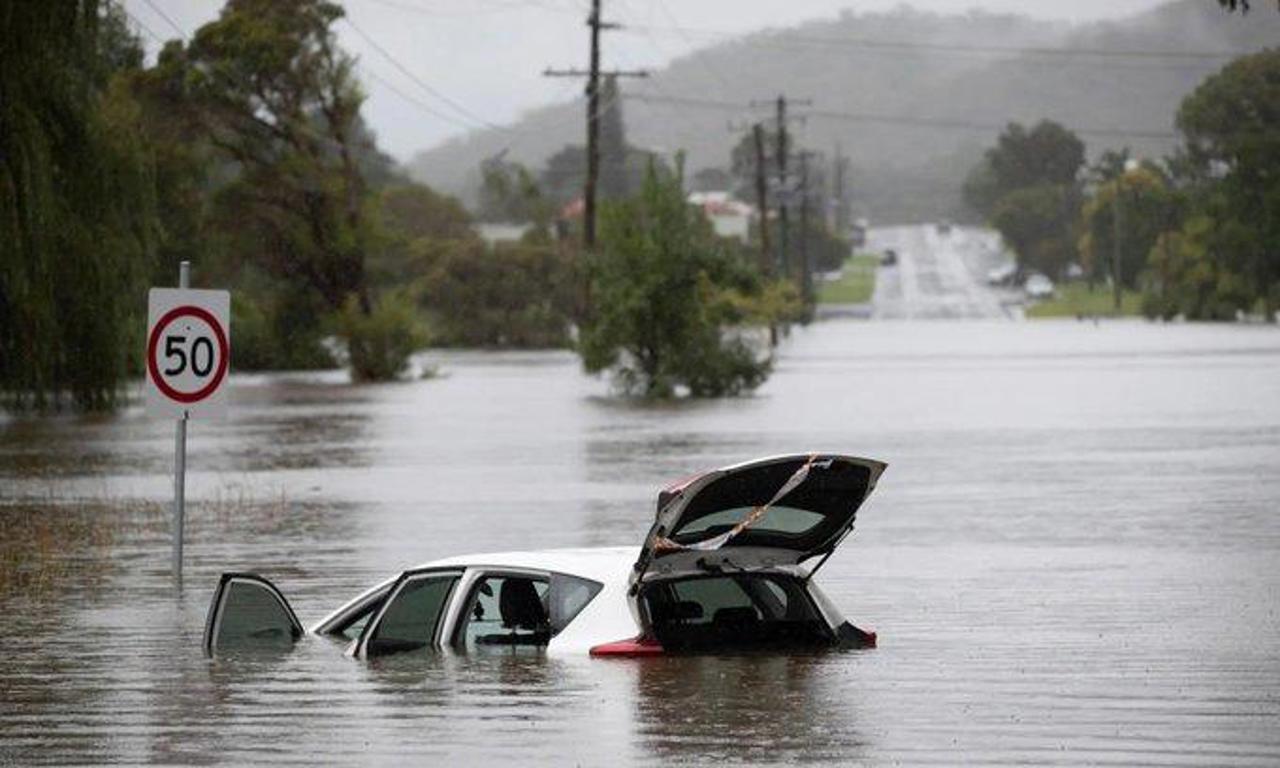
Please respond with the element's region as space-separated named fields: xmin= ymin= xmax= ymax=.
xmin=123 ymin=0 xmax=1174 ymax=160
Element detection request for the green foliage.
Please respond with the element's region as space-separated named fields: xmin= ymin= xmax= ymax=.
xmin=478 ymin=159 xmax=551 ymax=224
xmin=964 ymin=120 xmax=1084 ymax=218
xmin=336 ymin=291 xmax=427 ymax=382
xmin=1078 ymin=166 xmax=1181 ymax=289
xmin=184 ymin=0 xmax=384 ymax=355
xmin=230 ymin=284 xmax=335 ymax=370
xmin=579 ymin=169 xmax=771 ymax=398
xmin=1174 ymin=48 xmax=1280 ymax=316
xmin=989 ymin=184 xmax=1080 ymax=278
xmin=965 ymin=121 xmax=1086 ymax=278
xmin=1141 ymin=216 xmax=1254 ymax=321
xmin=415 ymin=240 xmax=576 ymax=348
xmin=0 ymin=1 xmax=155 ymax=410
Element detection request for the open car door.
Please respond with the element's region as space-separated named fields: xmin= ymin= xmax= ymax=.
xmin=203 ymin=573 xmax=304 ymax=657
xmin=352 ymin=567 xmax=462 ymax=659
xmin=631 ymin=454 xmax=886 ymax=590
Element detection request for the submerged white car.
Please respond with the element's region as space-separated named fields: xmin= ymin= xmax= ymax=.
xmin=204 ymin=453 xmax=886 ymax=658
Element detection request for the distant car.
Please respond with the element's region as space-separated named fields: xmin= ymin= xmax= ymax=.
xmin=881 ymin=249 xmax=898 ymax=267
xmin=987 ymin=263 xmax=1017 ymax=286
xmin=1024 ymin=273 xmax=1055 ymax=299
xmin=935 ymin=219 xmax=952 ymax=235
xmin=204 ymin=454 xmax=885 ymax=659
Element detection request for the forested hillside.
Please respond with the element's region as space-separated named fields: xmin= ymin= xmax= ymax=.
xmin=406 ymin=0 xmax=1279 ymax=223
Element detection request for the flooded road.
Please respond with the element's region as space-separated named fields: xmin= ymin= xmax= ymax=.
xmin=871 ymin=225 xmax=1018 ymax=320
xmin=3 ymin=312 xmax=1280 ymax=763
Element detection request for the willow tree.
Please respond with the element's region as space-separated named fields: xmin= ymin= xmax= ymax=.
xmin=0 ymin=2 xmax=155 ymax=410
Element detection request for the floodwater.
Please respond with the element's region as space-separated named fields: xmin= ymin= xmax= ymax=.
xmin=3 ymin=240 xmax=1280 ymax=765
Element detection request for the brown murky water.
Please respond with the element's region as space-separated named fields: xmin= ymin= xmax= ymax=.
xmin=3 ymin=318 xmax=1279 ymax=765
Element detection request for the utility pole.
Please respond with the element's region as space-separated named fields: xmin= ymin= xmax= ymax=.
xmin=798 ymin=151 xmax=813 ymax=304
xmin=1112 ymin=177 xmax=1124 ymax=314
xmin=776 ymin=96 xmax=789 ymax=279
xmin=752 ymin=122 xmax=772 ymax=277
xmin=748 ymin=95 xmax=810 ymax=279
xmin=833 ymin=143 xmax=849 ymax=236
xmin=544 ymin=0 xmax=648 ymax=253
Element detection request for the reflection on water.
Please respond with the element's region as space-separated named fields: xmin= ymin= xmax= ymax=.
xmin=2 ymin=320 xmax=1280 ymax=764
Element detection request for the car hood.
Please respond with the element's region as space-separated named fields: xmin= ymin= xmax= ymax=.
xmin=631 ymin=454 xmax=886 ymax=586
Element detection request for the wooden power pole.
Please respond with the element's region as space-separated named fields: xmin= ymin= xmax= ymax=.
xmin=544 ymin=0 xmax=647 ymax=252
xmin=752 ymin=122 xmax=772 ymax=277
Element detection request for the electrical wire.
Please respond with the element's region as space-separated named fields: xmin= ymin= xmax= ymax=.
xmin=138 ymin=0 xmax=187 ymax=40
xmin=343 ymin=15 xmax=508 ymax=132
xmin=625 ymin=92 xmax=1177 ymax=140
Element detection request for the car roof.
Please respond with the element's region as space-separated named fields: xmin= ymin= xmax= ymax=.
xmin=412 ymin=545 xmax=640 ymax=585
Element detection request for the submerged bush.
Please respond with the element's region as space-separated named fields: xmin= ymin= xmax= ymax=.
xmin=579 ymin=168 xmax=772 ymax=398
xmin=336 ymin=291 xmax=428 ymax=381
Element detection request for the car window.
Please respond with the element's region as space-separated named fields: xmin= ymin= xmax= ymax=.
xmin=206 ymin=576 xmax=302 ymax=654
xmin=669 ymin=576 xmax=757 ymax=624
xmin=645 ymin=575 xmax=832 ymax=651
xmin=363 ymin=573 xmax=458 ymax=657
xmin=674 ymin=506 xmax=824 ymax=539
xmin=454 ymin=574 xmax=550 ymax=651
xmin=332 ymin=602 xmax=378 ymax=640
xmin=547 ymin=573 xmax=603 ymax=635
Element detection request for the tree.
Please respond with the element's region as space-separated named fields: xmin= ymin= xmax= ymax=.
xmin=965 ymin=120 xmax=1086 ymax=276
xmin=1 ymin=1 xmax=156 ymax=410
xmin=1142 ymin=215 xmax=1252 ymax=320
xmin=478 ymin=157 xmax=550 ymax=225
xmin=964 ymin=120 xmax=1084 ymax=218
xmin=182 ymin=0 xmax=418 ymax=378
xmin=990 ymin=184 xmax=1080 ymax=278
xmin=415 ymin=239 xmax=575 ymax=348
xmin=1078 ymin=165 xmax=1181 ymax=290
xmin=1175 ymin=48 xmax=1280 ymax=315
xmin=579 ymin=168 xmax=770 ymax=397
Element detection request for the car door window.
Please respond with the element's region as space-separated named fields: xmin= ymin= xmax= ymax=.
xmin=361 ymin=572 xmax=459 ymax=657
xmin=203 ymin=573 xmax=303 ymax=656
xmin=454 ymin=574 xmax=550 ymax=650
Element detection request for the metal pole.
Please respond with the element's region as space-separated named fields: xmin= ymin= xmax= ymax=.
xmin=173 ymin=260 xmax=189 ymax=588
xmin=1112 ymin=181 xmax=1123 ymax=314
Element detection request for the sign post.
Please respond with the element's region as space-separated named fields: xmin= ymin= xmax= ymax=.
xmin=146 ymin=262 xmax=230 ymax=588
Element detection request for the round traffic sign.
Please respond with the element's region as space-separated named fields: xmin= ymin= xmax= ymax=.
xmin=146 ymin=305 xmax=230 ymax=404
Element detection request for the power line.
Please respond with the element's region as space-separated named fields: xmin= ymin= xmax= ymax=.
xmin=116 ymin=3 xmax=165 ymax=46
xmin=342 ymin=15 xmax=505 ymax=131
xmin=626 ymin=93 xmax=1177 ymax=140
xmin=361 ymin=66 xmax=473 ymax=127
xmin=620 ymin=22 xmax=1250 ymax=62
xmin=138 ymin=0 xmax=187 ymax=40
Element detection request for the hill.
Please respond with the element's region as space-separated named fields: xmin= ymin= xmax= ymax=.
xmin=405 ymin=1 xmax=1279 ymax=224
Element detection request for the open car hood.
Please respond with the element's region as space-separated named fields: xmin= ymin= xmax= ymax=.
xmin=631 ymin=454 xmax=886 ymax=587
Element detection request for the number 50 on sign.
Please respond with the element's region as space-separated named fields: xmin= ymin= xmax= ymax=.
xmin=146 ymin=288 xmax=231 ymax=418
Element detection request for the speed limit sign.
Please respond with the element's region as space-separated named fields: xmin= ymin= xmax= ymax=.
xmin=146 ymin=287 xmax=231 ymax=418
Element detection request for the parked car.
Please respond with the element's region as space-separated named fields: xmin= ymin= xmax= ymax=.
xmin=986 ymin=262 xmax=1018 ymax=286
xmin=881 ymin=249 xmax=898 ymax=267
xmin=935 ymin=219 xmax=952 ymax=235
xmin=204 ymin=454 xmax=886 ymax=659
xmin=1024 ymin=273 xmax=1055 ymax=300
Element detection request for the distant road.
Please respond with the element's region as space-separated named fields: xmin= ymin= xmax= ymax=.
xmin=867 ymin=225 xmax=1020 ymax=320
